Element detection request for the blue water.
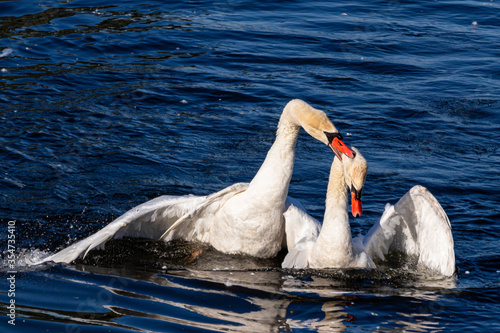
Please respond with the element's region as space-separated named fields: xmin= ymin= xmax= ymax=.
xmin=1 ymin=0 xmax=499 ymax=331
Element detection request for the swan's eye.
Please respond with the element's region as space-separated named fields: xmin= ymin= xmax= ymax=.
xmin=351 ymin=182 xmax=363 ymax=200
xmin=326 ymin=132 xmax=356 ymax=160
xmin=324 ymin=131 xmax=343 ymax=143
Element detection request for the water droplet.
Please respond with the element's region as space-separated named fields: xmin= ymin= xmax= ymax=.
xmin=0 ymin=48 xmax=13 ymax=58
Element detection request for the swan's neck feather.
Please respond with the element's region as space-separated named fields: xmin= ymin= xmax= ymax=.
xmin=246 ymin=106 xmax=300 ymax=201
xmin=310 ymin=158 xmax=354 ymax=268
xmin=213 ymin=106 xmax=301 ymax=258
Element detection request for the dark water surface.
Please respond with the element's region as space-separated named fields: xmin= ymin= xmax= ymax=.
xmin=1 ymin=0 xmax=499 ymax=331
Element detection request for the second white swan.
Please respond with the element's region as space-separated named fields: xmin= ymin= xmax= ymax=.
xmin=282 ymin=148 xmax=455 ymax=276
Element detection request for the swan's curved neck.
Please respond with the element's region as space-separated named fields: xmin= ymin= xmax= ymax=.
xmin=324 ymin=159 xmax=348 ymax=219
xmin=310 ymin=158 xmax=354 ymax=267
xmin=246 ymin=107 xmax=300 ymax=201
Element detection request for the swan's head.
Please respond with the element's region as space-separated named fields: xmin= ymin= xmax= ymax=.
xmin=342 ymin=147 xmax=368 ymax=218
xmin=285 ymin=99 xmax=355 ymax=160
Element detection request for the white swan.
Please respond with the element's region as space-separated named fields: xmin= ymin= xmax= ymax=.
xmin=39 ymin=99 xmax=355 ymax=264
xmin=282 ymin=147 xmax=456 ymax=276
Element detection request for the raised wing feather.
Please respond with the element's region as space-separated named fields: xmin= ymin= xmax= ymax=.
xmin=39 ymin=183 xmax=249 ymax=264
xmin=160 ymin=183 xmax=249 ymax=241
xmin=282 ymin=200 xmax=321 ymax=269
xmin=362 ymin=185 xmax=455 ymax=276
xmin=391 ymin=185 xmax=455 ymax=276
xmin=39 ymin=194 xmax=205 ymax=264
xmin=359 ymin=203 xmax=401 ymax=262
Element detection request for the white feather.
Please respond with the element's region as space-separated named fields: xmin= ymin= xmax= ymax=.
xmin=391 ymin=185 xmax=455 ymax=276
xmin=282 ymin=201 xmax=321 ymax=269
xmin=40 ymin=194 xmax=206 ymax=263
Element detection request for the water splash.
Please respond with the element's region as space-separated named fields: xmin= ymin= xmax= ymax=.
xmin=0 ymin=248 xmax=52 ymax=272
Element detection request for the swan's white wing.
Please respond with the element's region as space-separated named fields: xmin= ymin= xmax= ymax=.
xmin=391 ymin=185 xmax=455 ymax=276
xmin=357 ymin=203 xmax=400 ymax=264
xmin=283 ymin=197 xmax=308 ymax=249
xmin=362 ymin=185 xmax=455 ymax=276
xmin=160 ymin=183 xmax=249 ymax=241
xmin=282 ymin=200 xmax=321 ymax=269
xmin=38 ymin=183 xmax=249 ymax=265
xmin=38 ymin=194 xmax=208 ymax=264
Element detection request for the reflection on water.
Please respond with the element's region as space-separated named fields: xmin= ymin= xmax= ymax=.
xmin=0 ymin=240 xmax=456 ymax=332
xmin=24 ymin=268 xmax=428 ymax=332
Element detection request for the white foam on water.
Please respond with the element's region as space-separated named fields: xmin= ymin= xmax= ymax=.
xmin=0 ymin=48 xmax=13 ymax=58
xmin=1 ymin=248 xmax=53 ymax=271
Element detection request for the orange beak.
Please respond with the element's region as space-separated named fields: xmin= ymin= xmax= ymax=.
xmin=329 ymin=137 xmax=356 ymax=161
xmin=351 ymin=191 xmax=362 ymax=218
